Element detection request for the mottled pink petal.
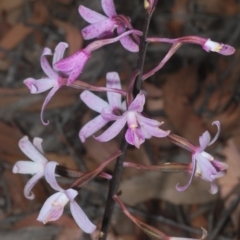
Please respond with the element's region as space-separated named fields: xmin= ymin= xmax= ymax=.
xmin=81 ymin=19 xmax=117 ymax=40
xmin=70 ymin=201 xmax=96 ymax=233
xmin=24 ymin=77 xmax=56 ymax=94
xmin=106 ymin=72 xmax=122 ymax=107
xmin=79 ymin=5 xmax=107 ymax=23
xmin=176 ymin=157 xmax=196 ymax=192
xmin=45 ymin=161 xmax=62 ymax=192
xmin=41 ymin=48 xmax=58 ymax=80
xmin=24 ymin=170 xmax=44 ymax=200
xmin=125 ymin=128 xmax=145 ymax=148
xmin=95 ymin=116 xmax=127 ymax=142
xmin=53 ymin=42 xmax=68 ymax=66
xmin=117 ymin=26 xmax=139 ymax=52
xmin=128 ymin=93 xmax=145 ymax=112
xmin=33 ymin=137 xmax=44 ymax=153
xmin=198 ymin=131 xmax=211 ymax=151
xmin=208 ymin=121 xmax=220 ymax=146
xmin=80 ymin=90 xmax=108 ymax=113
xmin=101 ymin=0 xmax=117 ymax=17
xmin=79 ymin=115 xmax=109 ymax=142
xmin=40 ymin=86 xmax=60 ymax=125
xmin=13 ymin=161 xmax=42 ymax=174
xmin=121 ymin=101 xmax=127 ymax=111
xmin=37 ymin=192 xmax=66 ymax=223
xmin=19 ymin=136 xmax=48 ymax=165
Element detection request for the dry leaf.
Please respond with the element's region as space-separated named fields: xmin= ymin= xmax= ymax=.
xmin=120 ymin=171 xmax=217 ymax=205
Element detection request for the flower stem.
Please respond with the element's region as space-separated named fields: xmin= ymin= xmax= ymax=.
xmin=134 ymin=0 xmax=158 ymax=94
xmin=98 ymin=133 xmax=128 ymax=240
xmin=98 ymin=3 xmax=158 ymax=239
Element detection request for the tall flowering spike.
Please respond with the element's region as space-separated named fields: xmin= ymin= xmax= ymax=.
xmin=79 ymin=72 xmax=126 ymax=142
xmin=172 ymin=121 xmax=228 ymax=194
xmin=147 ymin=36 xmax=235 ymax=56
xmin=37 ymin=162 xmax=96 ymax=234
xmin=78 ymin=0 xmax=139 ymax=52
xmin=12 ymin=136 xmax=49 ymax=200
xmin=24 ymin=42 xmax=69 ymax=125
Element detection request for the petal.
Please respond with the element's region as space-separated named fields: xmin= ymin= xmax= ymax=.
xmin=125 ymin=128 xmax=145 ymax=148
xmin=211 ymin=159 xmax=228 ymax=171
xmin=117 ymin=26 xmax=139 ymax=52
xmin=101 ymin=0 xmax=117 ymax=17
xmin=195 ymin=154 xmax=217 ymax=181
xmin=81 ymin=19 xmax=117 ymax=40
xmin=33 ymin=137 xmax=44 ymax=153
xmin=53 ymin=42 xmax=69 ymax=66
xmin=208 ymin=121 xmax=220 ymax=146
xmin=64 ymin=188 xmax=78 ymax=201
xmin=40 ymin=86 xmax=60 ymax=125
xmin=136 ymin=114 xmax=162 ymax=127
xmin=79 ymin=115 xmax=109 ymax=142
xmin=141 ymin=123 xmax=170 ymax=138
xmin=19 ymin=136 xmax=48 ymax=165
xmin=24 ymin=170 xmax=44 ymax=199
xmin=41 ymin=47 xmax=58 ymax=80
xmin=37 ymin=192 xmax=67 ymax=223
xmin=24 ymin=77 xmax=56 ymax=94
xmin=199 ymin=131 xmax=211 ymax=151
xmin=78 ymin=5 xmax=107 ymax=23
xmin=209 ymin=182 xmax=218 ymax=194
xmin=67 ymin=54 xmax=90 ymax=85
xmin=80 ymin=90 xmax=109 ymax=113
xmin=13 ymin=161 xmax=43 ymax=174
xmin=45 ymin=161 xmax=63 ymax=192
xmin=70 ymin=201 xmax=96 ymax=233
xmin=176 ymin=157 xmax=196 ymax=192
xmin=106 ymin=72 xmax=122 ymax=107
xmin=128 ymin=93 xmax=145 ymax=112
xmin=95 ymin=116 xmax=127 ymax=142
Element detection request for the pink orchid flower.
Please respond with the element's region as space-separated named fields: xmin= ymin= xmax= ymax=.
xmin=147 ymin=36 xmax=235 ymax=55
xmin=12 ymin=136 xmax=48 ymax=200
xmin=79 ymin=0 xmax=139 ymax=52
xmin=24 ymin=42 xmax=69 ymax=125
xmin=175 ymin=121 xmax=228 ymax=194
xmin=79 ymin=72 xmax=126 ymax=142
xmin=96 ymin=92 xmax=170 ymax=148
xmin=80 ymin=72 xmax=169 ymax=147
xmin=37 ymin=161 xmax=96 ymax=234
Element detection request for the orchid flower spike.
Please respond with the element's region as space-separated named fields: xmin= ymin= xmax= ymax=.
xmin=12 ymin=136 xmax=49 ymax=200
xmin=175 ymin=121 xmax=228 ymax=194
xmin=37 ymin=161 xmax=96 ymax=234
xmin=24 ymin=42 xmax=69 ymax=125
xmin=147 ymin=36 xmax=235 ymax=56
xmin=79 ymin=0 xmax=139 ymax=52
xmin=79 ymin=72 xmax=126 ymax=142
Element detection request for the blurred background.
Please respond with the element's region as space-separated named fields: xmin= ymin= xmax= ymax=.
xmin=0 ymin=0 xmax=240 ymax=239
